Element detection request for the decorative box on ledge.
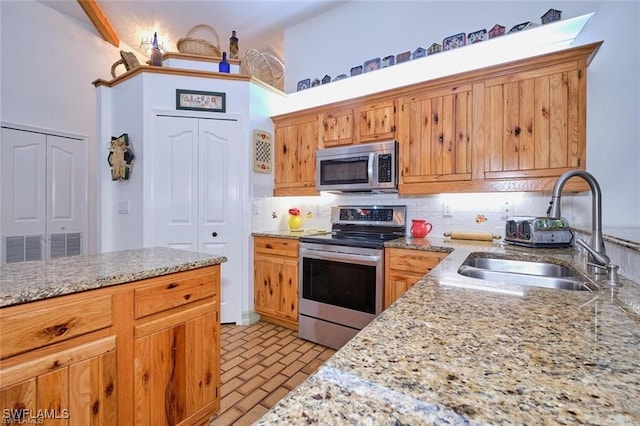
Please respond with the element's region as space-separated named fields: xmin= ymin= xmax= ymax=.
xmin=155 ymin=51 xmax=242 ymax=74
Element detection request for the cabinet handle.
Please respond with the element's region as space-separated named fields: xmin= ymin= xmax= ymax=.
xmin=212 ymin=232 xmax=218 ymax=237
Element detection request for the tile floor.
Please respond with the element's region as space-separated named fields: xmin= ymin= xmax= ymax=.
xmin=208 ymin=321 xmax=336 ymax=425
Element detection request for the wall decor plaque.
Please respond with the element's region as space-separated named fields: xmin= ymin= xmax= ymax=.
xmin=176 ymin=89 xmax=225 ymax=112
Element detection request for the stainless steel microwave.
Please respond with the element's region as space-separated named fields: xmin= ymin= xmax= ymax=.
xmin=316 ymin=140 xmax=398 ymax=193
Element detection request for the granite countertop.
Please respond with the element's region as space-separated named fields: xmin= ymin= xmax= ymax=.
xmin=573 ymin=225 xmax=640 ymax=252
xmin=0 ymin=247 xmax=227 ymax=308
xmin=252 ymin=229 xmax=330 ymax=240
xmin=256 ymin=237 xmax=640 ymax=425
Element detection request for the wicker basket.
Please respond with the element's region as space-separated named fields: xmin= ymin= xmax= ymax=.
xmin=177 ymin=24 xmax=221 ymax=57
xmin=242 ymin=48 xmax=285 ymax=90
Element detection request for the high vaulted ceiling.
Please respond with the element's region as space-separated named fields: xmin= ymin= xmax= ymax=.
xmin=39 ymin=0 xmax=346 ymax=61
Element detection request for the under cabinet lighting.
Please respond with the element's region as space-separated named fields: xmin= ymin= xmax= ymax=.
xmin=276 ymin=13 xmax=594 ymax=115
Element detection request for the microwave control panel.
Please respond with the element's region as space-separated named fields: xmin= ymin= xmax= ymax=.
xmin=378 ymin=154 xmax=393 ymax=183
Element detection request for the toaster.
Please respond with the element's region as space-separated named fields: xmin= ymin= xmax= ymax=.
xmin=504 ymin=216 xmax=573 ymax=248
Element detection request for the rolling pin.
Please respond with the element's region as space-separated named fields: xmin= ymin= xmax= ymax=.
xmin=444 ymin=231 xmax=501 ymax=241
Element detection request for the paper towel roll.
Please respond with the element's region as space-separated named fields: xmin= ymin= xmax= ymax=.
xmin=443 ymin=232 xmax=501 ymax=241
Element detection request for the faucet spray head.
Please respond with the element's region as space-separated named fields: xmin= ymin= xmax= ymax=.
xmin=547 ymin=196 xmax=562 ymax=218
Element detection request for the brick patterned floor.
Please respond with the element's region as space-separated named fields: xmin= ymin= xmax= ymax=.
xmin=208 ymin=321 xmax=336 ymax=425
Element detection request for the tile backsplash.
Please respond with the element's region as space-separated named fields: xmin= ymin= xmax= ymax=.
xmin=252 ymin=191 xmax=575 ymax=238
xmin=252 ymin=190 xmax=639 ymax=283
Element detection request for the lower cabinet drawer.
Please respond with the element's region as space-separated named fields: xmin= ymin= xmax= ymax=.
xmin=254 ymin=237 xmax=299 ymax=258
xmin=0 ymin=294 xmax=113 ymax=359
xmin=134 ymin=267 xmax=218 ymax=319
xmin=387 ymin=248 xmax=448 ymax=274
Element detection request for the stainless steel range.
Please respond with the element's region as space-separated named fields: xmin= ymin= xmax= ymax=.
xmin=298 ymin=205 xmax=406 ymax=349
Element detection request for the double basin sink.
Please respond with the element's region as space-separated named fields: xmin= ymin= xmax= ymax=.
xmin=457 ymin=254 xmax=598 ymax=292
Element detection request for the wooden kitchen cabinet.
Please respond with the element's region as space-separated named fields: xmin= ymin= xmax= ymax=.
xmin=384 ymin=248 xmax=448 ymax=308
xmin=271 ymin=42 xmax=600 ymax=196
xmin=132 ymin=267 xmax=220 ymax=426
xmin=319 ymin=108 xmax=354 ymax=148
xmin=319 ymin=99 xmax=397 ymax=148
xmin=0 ymin=290 xmax=117 ymax=425
xmin=273 ymin=113 xmax=318 ymax=196
xmin=0 ymin=265 xmax=221 ymax=426
xmin=398 ymin=83 xmax=474 ymax=193
xmin=253 ymin=236 xmax=299 ymax=329
xmin=398 ymin=44 xmax=598 ymax=194
xmin=481 ymin=60 xmax=587 ymax=186
xmin=356 ymin=99 xmax=396 ymax=143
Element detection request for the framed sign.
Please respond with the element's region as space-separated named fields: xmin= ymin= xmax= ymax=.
xmin=176 ymin=89 xmax=226 ymax=112
xmin=252 ymin=129 xmax=273 ymax=174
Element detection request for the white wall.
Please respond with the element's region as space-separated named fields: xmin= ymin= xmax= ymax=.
xmin=0 ymin=0 xmax=141 ymax=254
xmin=284 ymin=1 xmax=640 ymax=228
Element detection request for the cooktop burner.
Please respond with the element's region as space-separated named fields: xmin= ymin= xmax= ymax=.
xmin=299 ymin=205 xmax=406 ymax=249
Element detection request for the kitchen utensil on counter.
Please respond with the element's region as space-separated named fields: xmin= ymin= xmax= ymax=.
xmin=504 ymin=216 xmax=572 ymax=247
xmin=411 ymin=219 xmax=432 ymax=238
xmin=444 ymin=231 xmax=501 ymax=241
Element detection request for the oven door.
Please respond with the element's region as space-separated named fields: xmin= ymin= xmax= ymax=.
xmin=299 ymin=243 xmax=383 ymax=330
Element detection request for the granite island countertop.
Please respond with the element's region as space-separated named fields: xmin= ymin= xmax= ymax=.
xmin=256 ymin=237 xmax=640 ymax=425
xmin=0 ymin=247 xmax=227 ymax=308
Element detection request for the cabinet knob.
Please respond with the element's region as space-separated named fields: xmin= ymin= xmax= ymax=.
xmin=212 ymin=232 xmax=218 ymax=237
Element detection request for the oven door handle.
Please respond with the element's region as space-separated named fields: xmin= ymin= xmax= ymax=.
xmin=300 ymin=248 xmax=381 ymax=266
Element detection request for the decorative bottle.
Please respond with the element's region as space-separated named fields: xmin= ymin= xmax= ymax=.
xmin=219 ymin=52 xmax=230 ymax=73
xmin=229 ymin=30 xmax=239 ymax=59
xmin=150 ymin=32 xmax=162 ymax=66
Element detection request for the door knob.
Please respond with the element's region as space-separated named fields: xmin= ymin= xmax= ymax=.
xmin=211 ymin=232 xmax=218 ymax=237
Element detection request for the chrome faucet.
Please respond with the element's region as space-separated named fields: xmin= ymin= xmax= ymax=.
xmin=546 ymin=170 xmax=612 ymax=276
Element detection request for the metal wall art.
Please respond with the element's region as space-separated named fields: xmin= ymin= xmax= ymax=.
xmin=107 ymin=133 xmax=135 ymax=181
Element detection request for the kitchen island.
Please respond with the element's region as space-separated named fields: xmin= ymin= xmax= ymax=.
xmin=1 ymin=247 xmax=226 ymax=426
xmin=256 ymin=238 xmax=640 ymax=425
xmin=0 ymin=246 xmax=226 ymax=307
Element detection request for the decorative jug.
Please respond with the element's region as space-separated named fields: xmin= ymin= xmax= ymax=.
xmin=288 ymin=208 xmax=303 ymax=230
xmin=411 ymin=219 xmax=432 ymax=238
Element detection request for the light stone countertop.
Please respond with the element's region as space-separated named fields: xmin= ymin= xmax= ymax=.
xmin=0 ymin=247 xmax=227 ymax=308
xmin=252 ymin=229 xmax=330 ymax=240
xmin=256 ymin=237 xmax=640 ymax=425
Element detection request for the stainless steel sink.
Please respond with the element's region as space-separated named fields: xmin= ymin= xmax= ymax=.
xmin=457 ymin=255 xmax=598 ymax=291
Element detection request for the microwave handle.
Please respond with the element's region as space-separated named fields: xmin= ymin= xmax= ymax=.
xmin=368 ymin=152 xmax=376 ymax=187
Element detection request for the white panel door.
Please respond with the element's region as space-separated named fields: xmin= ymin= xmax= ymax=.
xmin=154 ymin=117 xmax=199 ymax=252
xmin=197 ymin=118 xmax=241 ymax=324
xmin=1 ymin=128 xmax=46 ymax=262
xmin=1 ymin=128 xmax=46 ymax=236
xmin=1 ymin=127 xmax=86 ymax=263
xmin=155 ymin=116 xmax=242 ymax=324
xmin=47 ymin=135 xmax=86 ymax=258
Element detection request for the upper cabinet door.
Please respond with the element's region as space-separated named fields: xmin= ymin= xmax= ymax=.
xmin=319 ymin=108 xmax=354 ymax=148
xmin=356 ymin=99 xmax=396 ymax=143
xmin=398 ymin=84 xmax=473 ymax=192
xmin=273 ymin=114 xmax=318 ymax=196
xmin=482 ymin=61 xmax=586 ymax=181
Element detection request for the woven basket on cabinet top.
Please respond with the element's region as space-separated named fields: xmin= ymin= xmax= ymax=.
xmin=176 ymin=24 xmax=221 ymax=57
xmin=242 ymin=48 xmax=285 ymax=90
